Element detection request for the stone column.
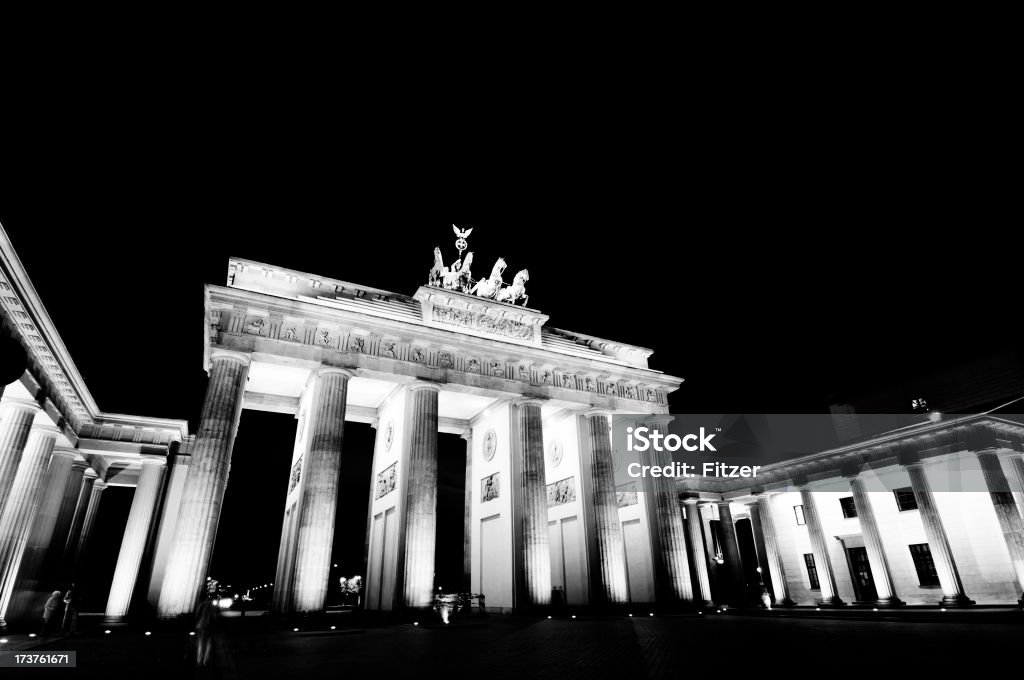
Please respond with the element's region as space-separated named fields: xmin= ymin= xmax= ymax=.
xmin=683 ymin=499 xmax=713 ymax=605
xmin=799 ymin=487 xmax=845 ymax=605
xmin=754 ymin=494 xmax=795 ymax=605
xmin=0 ymin=423 xmax=59 ymax=627
xmin=747 ymin=501 xmax=773 ymax=597
xmin=1001 ymin=451 xmax=1024 ymax=522
xmin=462 ymin=431 xmax=473 ymax=593
xmin=905 ymin=462 xmax=972 ymax=605
xmin=584 ymin=412 xmax=629 ymax=606
xmin=976 ymin=450 xmax=1024 ymax=601
xmin=6 ymin=447 xmax=78 ymax=621
xmin=398 ymin=383 xmax=439 ymax=609
xmin=62 ymin=469 xmax=97 ymax=569
xmin=74 ymin=480 xmax=107 ymax=571
xmin=848 ymin=477 xmax=903 ymax=605
xmin=716 ymin=501 xmax=746 ymax=603
xmin=157 ymin=349 xmax=249 ymax=617
xmin=291 ymin=367 xmax=351 ymax=614
xmin=511 ymin=398 xmax=550 ymax=609
xmin=104 ymin=457 xmax=166 ymax=620
xmin=0 ymin=398 xmax=40 ymax=519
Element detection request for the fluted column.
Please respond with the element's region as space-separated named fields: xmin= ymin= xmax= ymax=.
xmin=683 ymin=499 xmax=713 ymax=605
xmin=976 ymin=450 xmax=1024 ymax=601
xmin=291 ymin=367 xmax=351 ymax=613
xmin=715 ymin=501 xmax=746 ymax=604
xmin=6 ymin=447 xmax=78 ymax=621
xmin=106 ymin=457 xmax=166 ymax=620
xmin=648 ymin=461 xmax=693 ymax=604
xmin=0 ymin=399 xmax=40 ymax=519
xmin=462 ymin=431 xmax=472 ymax=593
xmin=848 ymin=478 xmax=902 ymax=605
xmin=799 ymin=488 xmax=845 ymax=605
xmin=74 ymin=480 xmax=107 ymax=571
xmin=398 ymin=383 xmax=439 ymax=609
xmin=905 ymin=462 xmax=972 ymax=605
xmin=157 ymin=349 xmax=249 ymax=617
xmin=62 ymin=470 xmax=97 ymax=569
xmin=511 ymin=399 xmax=550 ymax=609
xmin=1001 ymin=451 xmax=1024 ymax=522
xmin=0 ymin=423 xmax=59 ymax=627
xmin=754 ymin=494 xmax=795 ymax=605
xmin=584 ymin=412 xmax=629 ymax=606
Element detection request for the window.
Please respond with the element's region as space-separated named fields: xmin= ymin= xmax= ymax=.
xmin=909 ymin=543 xmax=940 ymax=586
xmin=839 ymin=496 xmax=858 ymax=519
xmin=804 ymin=553 xmax=820 ymax=589
xmin=794 ymin=505 xmax=806 ymax=525
xmin=894 ymin=487 xmax=918 ymax=511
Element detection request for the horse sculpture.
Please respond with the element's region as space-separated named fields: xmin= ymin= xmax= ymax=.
xmin=496 ymin=269 xmax=529 ymax=306
xmin=428 ymin=247 xmax=446 ymax=287
xmin=470 ymin=257 xmax=506 ymax=299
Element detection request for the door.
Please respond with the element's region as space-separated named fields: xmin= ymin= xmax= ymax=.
xmin=847 ymin=546 xmax=877 ymax=602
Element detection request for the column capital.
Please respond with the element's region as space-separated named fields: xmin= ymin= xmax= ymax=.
xmin=407 ymin=381 xmax=441 ymax=394
xmin=51 ymin=446 xmax=78 ymax=459
xmin=512 ymin=397 xmax=545 ymax=408
xmin=0 ymin=396 xmax=42 ymax=414
xmin=209 ymin=348 xmax=252 ymax=366
xmin=83 ymin=468 xmax=98 ymax=480
xmin=997 ymin=449 xmax=1024 ymax=461
xmin=71 ymin=459 xmax=90 ymax=472
xmin=29 ymin=423 xmax=62 ymax=438
xmin=316 ymin=365 xmax=356 ymax=379
xmin=460 ymin=431 xmax=472 ymax=441
xmin=93 ymin=480 xmax=108 ymax=491
xmin=583 ymin=408 xmax=612 ymax=419
xmin=681 ymin=497 xmax=702 ymax=506
xmin=140 ymin=455 xmax=167 ymax=467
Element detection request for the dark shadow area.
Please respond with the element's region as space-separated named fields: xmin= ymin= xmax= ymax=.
xmin=435 ymin=432 xmax=466 ymax=593
xmin=79 ymin=486 xmax=132 ymax=613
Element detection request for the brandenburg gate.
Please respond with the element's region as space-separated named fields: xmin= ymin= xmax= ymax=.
xmin=155 ymin=232 xmax=685 ymax=616
xmin=0 ymin=226 xmax=687 ymax=623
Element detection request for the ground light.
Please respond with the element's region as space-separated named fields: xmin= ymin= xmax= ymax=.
xmin=189 ymin=632 xmax=195 ymax=636
xmin=293 ymin=628 xmax=299 ymax=632
xmin=28 ymin=633 xmax=36 ymax=638
xmin=145 ymin=632 xmax=151 ymax=636
xmin=0 ymin=639 xmax=7 ymax=643
xmin=104 ymin=630 xmax=111 ymax=634
xmin=330 ymin=626 xmax=336 ymax=630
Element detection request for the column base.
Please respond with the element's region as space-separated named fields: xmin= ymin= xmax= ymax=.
xmin=872 ymin=597 xmax=905 ymax=607
xmin=939 ymin=594 xmax=975 ymax=607
xmin=816 ymin=596 xmax=846 ymax=607
xmin=777 ymin=598 xmax=797 ymax=607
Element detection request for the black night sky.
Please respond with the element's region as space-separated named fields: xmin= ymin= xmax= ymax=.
xmin=1 ymin=124 xmax=1019 ymax=608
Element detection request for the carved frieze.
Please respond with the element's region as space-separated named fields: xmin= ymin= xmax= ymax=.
xmin=375 ymin=462 xmax=397 ymax=500
xmin=547 ymin=477 xmax=576 ymax=507
xmin=481 ymin=472 xmax=500 ymax=503
xmin=431 ymin=305 xmax=535 ymax=342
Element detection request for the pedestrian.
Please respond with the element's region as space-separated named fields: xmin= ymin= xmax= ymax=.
xmin=41 ymin=590 xmax=63 ymax=635
xmin=62 ymin=584 xmax=80 ymax=634
xmin=194 ymin=596 xmax=219 ymax=667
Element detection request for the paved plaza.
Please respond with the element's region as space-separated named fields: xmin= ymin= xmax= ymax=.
xmin=4 ymin=610 xmax=1022 ymax=678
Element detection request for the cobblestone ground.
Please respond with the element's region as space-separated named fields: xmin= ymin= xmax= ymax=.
xmin=6 ymin=612 xmax=1021 ymax=678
